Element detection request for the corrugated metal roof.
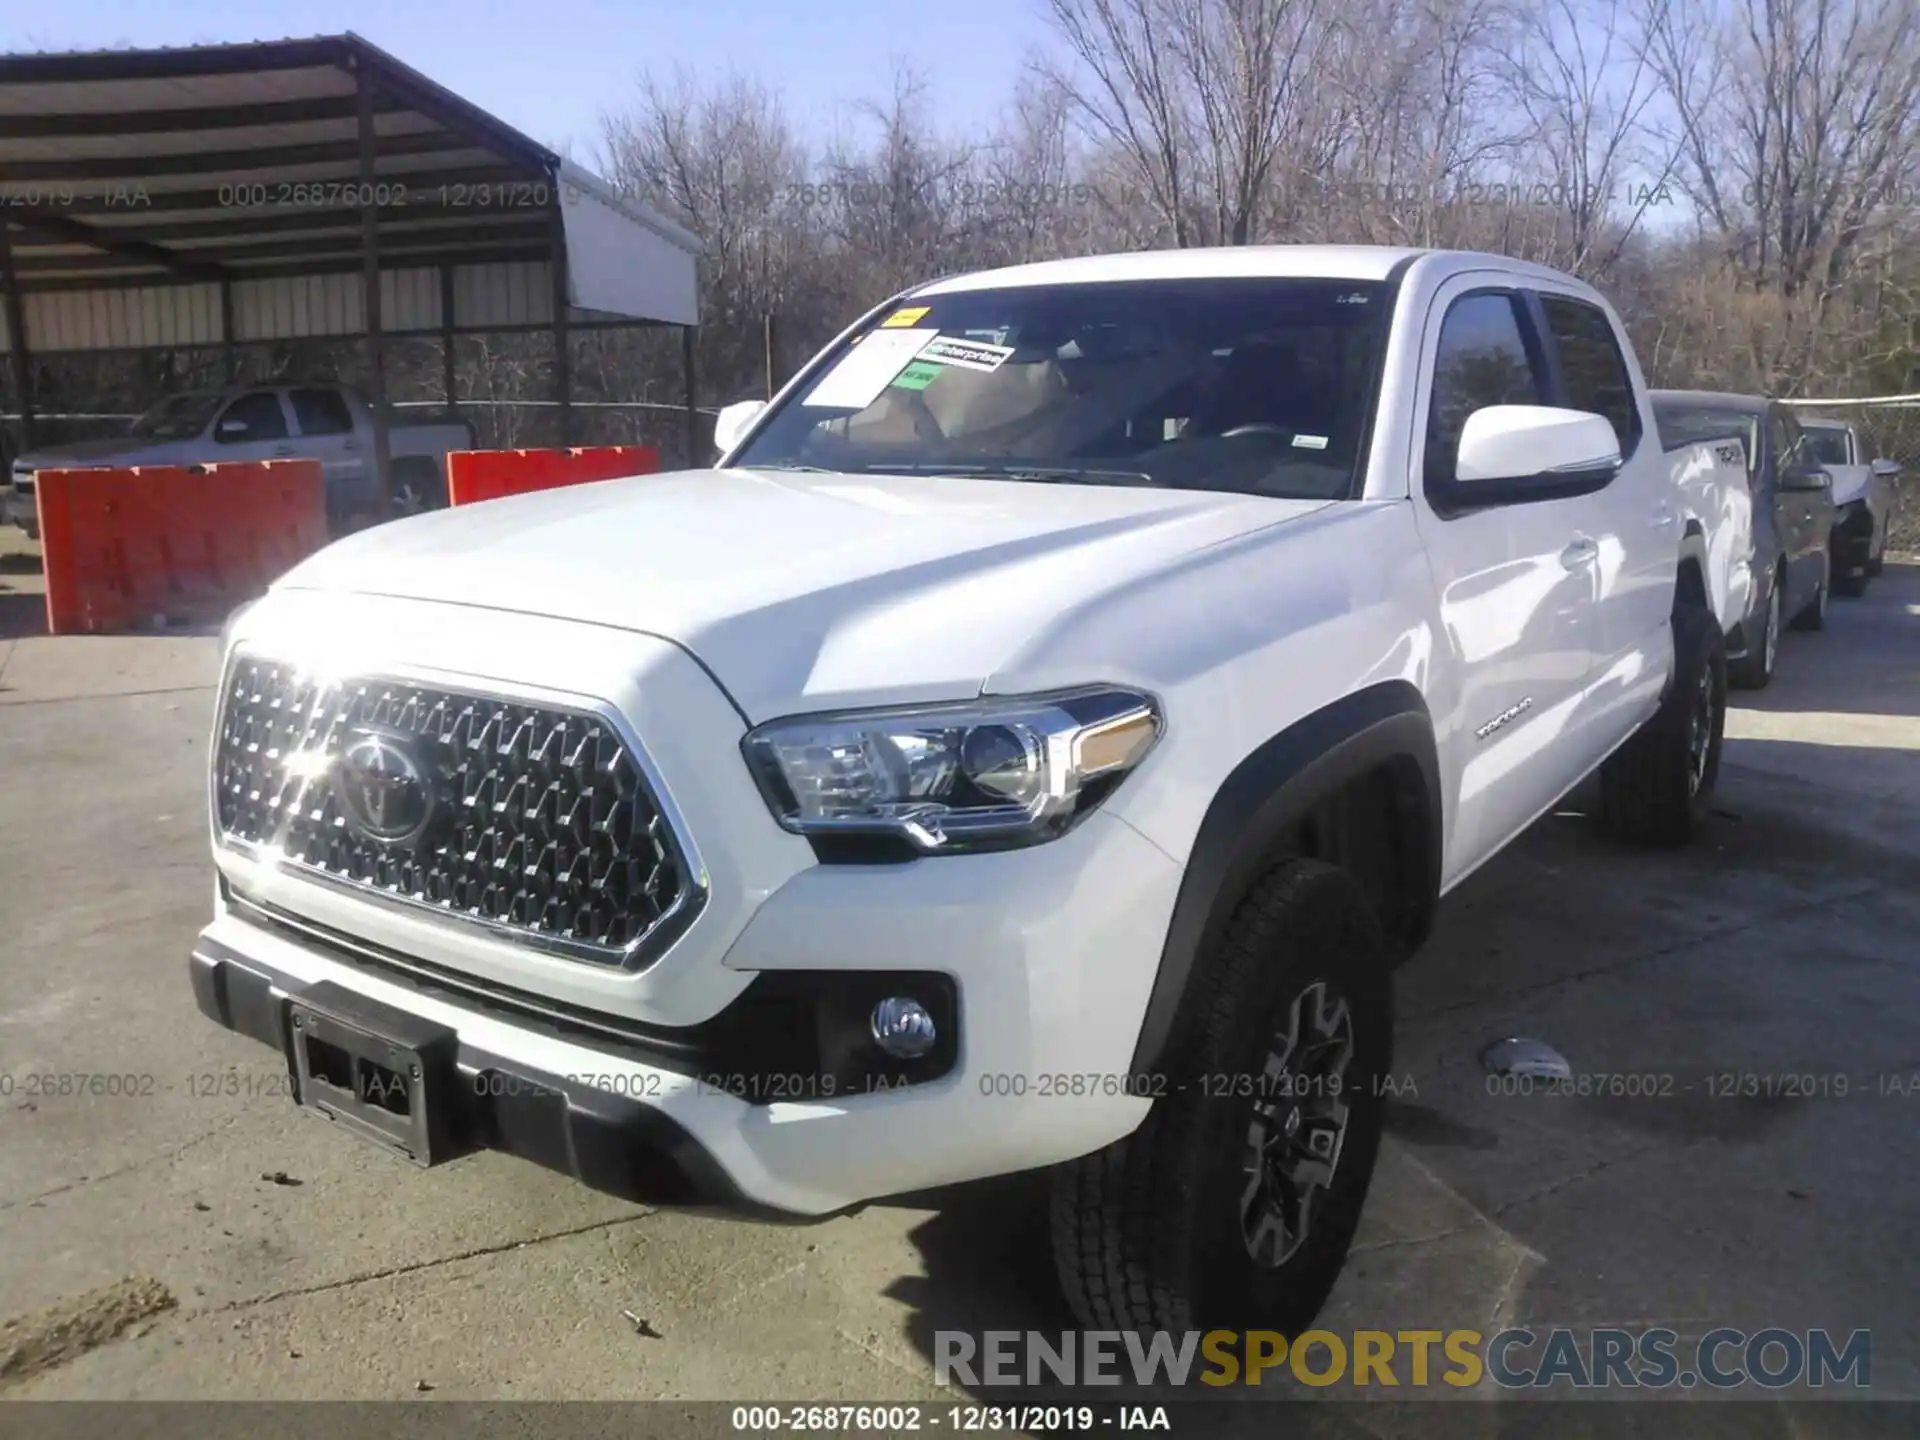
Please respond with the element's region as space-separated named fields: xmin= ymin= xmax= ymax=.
xmin=0 ymin=33 xmax=699 ymax=348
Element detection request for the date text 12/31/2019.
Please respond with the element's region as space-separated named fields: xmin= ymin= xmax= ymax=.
xmin=730 ymin=1404 xmax=1172 ymax=1432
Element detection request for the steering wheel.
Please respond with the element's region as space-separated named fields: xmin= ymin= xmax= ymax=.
xmin=1219 ymin=423 xmax=1291 ymax=439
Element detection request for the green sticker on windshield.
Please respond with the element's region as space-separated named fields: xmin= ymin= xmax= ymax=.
xmin=891 ymin=360 xmax=943 ymax=391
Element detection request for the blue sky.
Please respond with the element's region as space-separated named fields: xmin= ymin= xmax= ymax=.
xmin=7 ymin=0 xmax=1049 ymax=160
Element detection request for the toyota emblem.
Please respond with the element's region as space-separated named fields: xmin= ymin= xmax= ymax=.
xmin=335 ymin=730 xmax=436 ymax=846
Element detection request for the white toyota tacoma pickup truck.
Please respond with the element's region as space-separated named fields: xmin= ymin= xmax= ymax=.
xmin=193 ymin=246 xmax=1750 ymax=1332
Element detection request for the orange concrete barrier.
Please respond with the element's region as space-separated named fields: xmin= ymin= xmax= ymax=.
xmin=37 ymin=459 xmax=327 ymax=636
xmin=446 ymin=445 xmax=661 ymax=507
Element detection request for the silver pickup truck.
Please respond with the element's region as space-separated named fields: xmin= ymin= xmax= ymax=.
xmin=6 ymin=383 xmax=472 ymax=538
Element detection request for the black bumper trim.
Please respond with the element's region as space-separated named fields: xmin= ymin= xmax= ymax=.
xmin=222 ymin=888 xmax=958 ymax=1095
xmin=190 ymin=938 xmax=816 ymax=1219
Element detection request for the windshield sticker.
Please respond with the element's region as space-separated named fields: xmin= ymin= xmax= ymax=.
xmin=920 ymin=336 xmax=1016 ymax=373
xmin=1292 ymin=434 xmax=1330 ymax=450
xmin=890 ymin=361 xmax=944 ymax=391
xmin=880 ymin=306 xmax=932 ymax=328
xmin=802 ymin=328 xmax=938 ymax=408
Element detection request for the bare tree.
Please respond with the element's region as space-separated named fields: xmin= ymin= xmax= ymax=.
xmin=1034 ymin=0 xmax=1200 ymax=243
xmin=1640 ymin=0 xmax=1920 ymax=298
xmin=1504 ymin=0 xmax=1678 ymax=277
xmin=820 ymin=66 xmax=981 ymax=289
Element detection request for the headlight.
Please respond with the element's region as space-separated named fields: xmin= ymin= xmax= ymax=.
xmin=742 ymin=687 xmax=1162 ymax=853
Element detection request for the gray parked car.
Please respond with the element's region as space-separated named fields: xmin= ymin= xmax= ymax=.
xmin=1653 ymin=390 xmax=1836 ymax=689
xmin=6 ymin=383 xmax=472 ymax=539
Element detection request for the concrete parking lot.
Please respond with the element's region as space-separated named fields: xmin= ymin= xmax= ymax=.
xmin=2 ymin=528 xmax=1917 ymax=1420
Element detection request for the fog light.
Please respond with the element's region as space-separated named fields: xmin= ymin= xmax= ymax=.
xmin=870 ymin=997 xmax=937 ymax=1058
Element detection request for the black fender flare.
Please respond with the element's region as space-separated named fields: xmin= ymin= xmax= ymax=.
xmin=1128 ymin=680 xmax=1443 ymax=1074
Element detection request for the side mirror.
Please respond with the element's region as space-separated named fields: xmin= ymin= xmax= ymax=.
xmin=1778 ymin=463 xmax=1829 ymax=492
xmin=1870 ymin=458 xmax=1902 ymax=478
xmin=217 ymin=418 xmax=250 ymax=438
xmin=1455 ymin=405 xmax=1621 ymax=484
xmin=712 ymin=400 xmax=768 ymax=458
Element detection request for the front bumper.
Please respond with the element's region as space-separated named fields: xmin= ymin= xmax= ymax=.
xmin=195 ymin=804 xmax=1182 ymax=1216
xmin=191 ymin=935 xmax=768 ymax=1211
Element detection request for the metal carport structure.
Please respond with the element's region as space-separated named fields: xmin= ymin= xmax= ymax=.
xmin=0 ymin=33 xmax=703 ymax=513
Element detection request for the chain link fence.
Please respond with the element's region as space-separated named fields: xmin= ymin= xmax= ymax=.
xmin=1779 ymin=396 xmax=1920 ymax=554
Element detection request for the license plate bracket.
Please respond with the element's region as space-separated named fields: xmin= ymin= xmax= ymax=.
xmin=285 ymin=981 xmax=460 ymax=1166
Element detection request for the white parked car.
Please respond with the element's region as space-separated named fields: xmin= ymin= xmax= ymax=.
xmin=194 ymin=246 xmax=1750 ymax=1332
xmin=5 ymin=383 xmax=471 ymax=538
xmin=1798 ymin=415 xmax=1899 ymax=596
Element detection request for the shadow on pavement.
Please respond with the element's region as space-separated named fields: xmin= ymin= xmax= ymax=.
xmin=885 ymin=720 xmax=1920 ymax=1431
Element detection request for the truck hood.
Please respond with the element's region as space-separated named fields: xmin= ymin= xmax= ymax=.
xmin=15 ymin=436 xmax=166 ymax=471
xmin=274 ymin=466 xmax=1331 ymax=718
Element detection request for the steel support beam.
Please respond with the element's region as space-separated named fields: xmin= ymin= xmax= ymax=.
xmin=220 ymin=276 xmax=236 ymax=384
xmin=0 ymin=223 xmax=35 ymax=450
xmin=356 ymin=55 xmax=393 ymax=520
xmin=551 ymin=203 xmax=572 ymax=445
xmin=682 ymin=326 xmax=699 ymax=466
xmin=440 ymin=264 xmax=458 ymax=412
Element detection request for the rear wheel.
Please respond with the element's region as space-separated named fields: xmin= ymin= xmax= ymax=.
xmin=390 ymin=457 xmax=448 ymax=517
xmin=1051 ymin=859 xmax=1392 ymax=1333
xmin=1597 ymin=602 xmax=1725 ymax=848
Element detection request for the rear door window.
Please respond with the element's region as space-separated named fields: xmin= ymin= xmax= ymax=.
xmin=289 ymin=388 xmax=354 ymax=437
xmin=215 ymin=392 xmax=290 ymax=443
xmin=1538 ymin=295 xmax=1641 ymax=455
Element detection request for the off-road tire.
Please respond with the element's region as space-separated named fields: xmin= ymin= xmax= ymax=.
xmin=1051 ymin=859 xmax=1392 ymax=1334
xmin=1597 ymin=603 xmax=1725 ymax=847
xmin=390 ymin=457 xmax=449 ymax=515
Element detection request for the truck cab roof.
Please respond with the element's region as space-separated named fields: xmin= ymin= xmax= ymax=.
xmin=914 ymin=244 xmax=1610 ymax=295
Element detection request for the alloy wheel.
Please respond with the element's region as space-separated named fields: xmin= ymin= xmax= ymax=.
xmin=1240 ymin=980 xmax=1357 ymax=1269
xmin=1687 ymin=661 xmax=1717 ymax=796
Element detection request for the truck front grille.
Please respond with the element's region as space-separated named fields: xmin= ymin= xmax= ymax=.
xmin=213 ymin=655 xmax=699 ymax=966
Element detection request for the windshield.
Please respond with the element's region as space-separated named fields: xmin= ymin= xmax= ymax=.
xmin=732 ymin=278 xmax=1391 ymax=499
xmin=1656 ymin=403 xmax=1758 ymax=473
xmin=1799 ymin=425 xmax=1851 ymax=467
xmin=129 ymin=391 xmax=223 ymax=440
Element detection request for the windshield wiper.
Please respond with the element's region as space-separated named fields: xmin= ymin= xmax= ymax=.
xmin=877 ymin=462 xmax=1159 ymax=487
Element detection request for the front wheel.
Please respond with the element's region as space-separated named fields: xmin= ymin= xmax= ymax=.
xmin=1051 ymin=859 xmax=1392 ymax=1333
xmin=1597 ymin=603 xmax=1726 ymax=848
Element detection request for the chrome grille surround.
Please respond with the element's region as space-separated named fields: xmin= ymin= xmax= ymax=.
xmin=211 ymin=648 xmax=705 ymax=969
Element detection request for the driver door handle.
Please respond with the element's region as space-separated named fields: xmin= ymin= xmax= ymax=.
xmin=1560 ymin=535 xmax=1599 ymax=570
xmin=271 ymin=444 xmax=296 ymax=457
